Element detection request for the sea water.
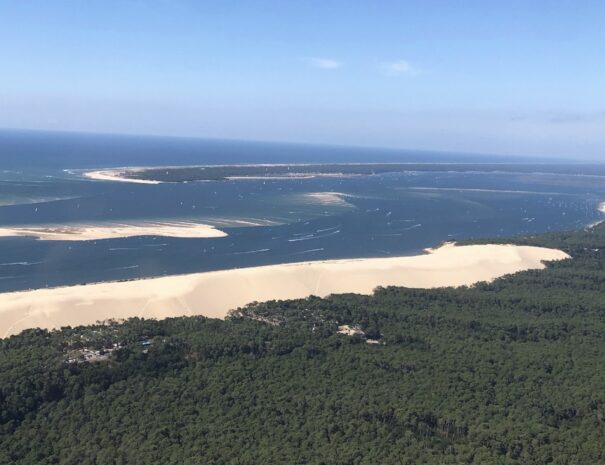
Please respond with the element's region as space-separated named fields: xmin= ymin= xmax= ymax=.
xmin=0 ymin=129 xmax=603 ymax=292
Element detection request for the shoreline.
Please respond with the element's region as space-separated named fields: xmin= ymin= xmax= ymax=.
xmin=79 ymin=164 xmax=605 ymax=186
xmin=83 ymin=167 xmax=360 ymax=184
xmin=0 ymin=243 xmax=569 ymax=337
xmin=0 ymin=221 xmax=227 ymax=241
xmin=83 ymin=169 xmax=162 ymax=184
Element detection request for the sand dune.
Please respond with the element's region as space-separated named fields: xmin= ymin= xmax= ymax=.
xmin=0 ymin=243 xmax=568 ymax=337
xmin=0 ymin=222 xmax=227 ymax=241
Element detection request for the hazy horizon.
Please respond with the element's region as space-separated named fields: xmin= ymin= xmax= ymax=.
xmin=1 ymin=1 xmax=604 ymax=160
xmin=0 ymin=126 xmax=601 ymax=164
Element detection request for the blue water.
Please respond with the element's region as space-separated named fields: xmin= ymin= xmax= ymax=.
xmin=0 ymin=129 xmax=603 ymax=292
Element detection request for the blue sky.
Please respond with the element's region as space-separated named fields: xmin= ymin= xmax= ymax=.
xmin=1 ymin=1 xmax=604 ymax=159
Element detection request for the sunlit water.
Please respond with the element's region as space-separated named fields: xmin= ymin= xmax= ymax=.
xmin=1 ymin=130 xmax=603 ymax=292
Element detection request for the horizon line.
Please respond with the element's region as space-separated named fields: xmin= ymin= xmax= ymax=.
xmin=0 ymin=126 xmax=594 ymax=164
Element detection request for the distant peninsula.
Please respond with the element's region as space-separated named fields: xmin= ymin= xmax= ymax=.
xmin=84 ymin=162 xmax=605 ymax=184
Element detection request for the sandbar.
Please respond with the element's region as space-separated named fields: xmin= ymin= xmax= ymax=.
xmin=304 ymin=192 xmax=355 ymax=207
xmin=0 ymin=243 xmax=568 ymax=337
xmin=0 ymin=221 xmax=227 ymax=241
xmin=83 ymin=170 xmax=160 ymax=184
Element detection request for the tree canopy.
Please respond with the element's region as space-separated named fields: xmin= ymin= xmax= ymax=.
xmin=1 ymin=224 xmax=604 ymax=464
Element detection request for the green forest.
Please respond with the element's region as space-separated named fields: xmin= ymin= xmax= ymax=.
xmin=0 ymin=224 xmax=604 ymax=464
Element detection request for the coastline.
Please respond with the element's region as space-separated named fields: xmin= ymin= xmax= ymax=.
xmin=0 ymin=221 xmax=227 ymax=241
xmin=83 ymin=169 xmax=161 ymax=184
xmin=0 ymin=243 xmax=569 ymax=337
xmin=81 ymin=165 xmax=605 ymax=187
xmin=83 ymin=167 xmax=357 ymax=184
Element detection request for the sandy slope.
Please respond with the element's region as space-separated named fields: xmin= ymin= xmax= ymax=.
xmin=0 ymin=243 xmax=568 ymax=337
xmin=0 ymin=222 xmax=227 ymax=241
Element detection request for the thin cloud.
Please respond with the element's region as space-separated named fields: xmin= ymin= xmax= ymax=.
xmin=380 ymin=60 xmax=418 ymax=76
xmin=304 ymin=57 xmax=344 ymax=70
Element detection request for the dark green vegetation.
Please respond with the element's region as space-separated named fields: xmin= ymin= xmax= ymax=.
xmin=1 ymin=225 xmax=604 ymax=464
xmin=123 ymin=162 xmax=605 ymax=182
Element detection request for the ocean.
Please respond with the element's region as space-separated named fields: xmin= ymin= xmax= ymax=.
xmin=0 ymin=129 xmax=603 ymax=292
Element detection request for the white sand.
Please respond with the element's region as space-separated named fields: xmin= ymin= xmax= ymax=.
xmin=85 ymin=168 xmax=351 ymax=184
xmin=0 ymin=243 xmax=568 ymax=337
xmin=225 ymin=173 xmax=352 ymax=180
xmin=83 ymin=170 xmax=161 ymax=184
xmin=0 ymin=222 xmax=227 ymax=241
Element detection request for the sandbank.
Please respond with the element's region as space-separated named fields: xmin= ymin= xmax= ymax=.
xmin=0 ymin=221 xmax=227 ymax=241
xmin=83 ymin=170 xmax=160 ymax=184
xmin=304 ymin=192 xmax=354 ymax=207
xmin=0 ymin=243 xmax=568 ymax=337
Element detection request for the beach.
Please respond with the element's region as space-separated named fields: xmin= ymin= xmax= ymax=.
xmin=0 ymin=243 xmax=569 ymax=337
xmin=83 ymin=170 xmax=161 ymax=184
xmin=0 ymin=221 xmax=227 ymax=241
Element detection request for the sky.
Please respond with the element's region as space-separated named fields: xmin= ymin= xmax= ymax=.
xmin=1 ymin=0 xmax=604 ymax=160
